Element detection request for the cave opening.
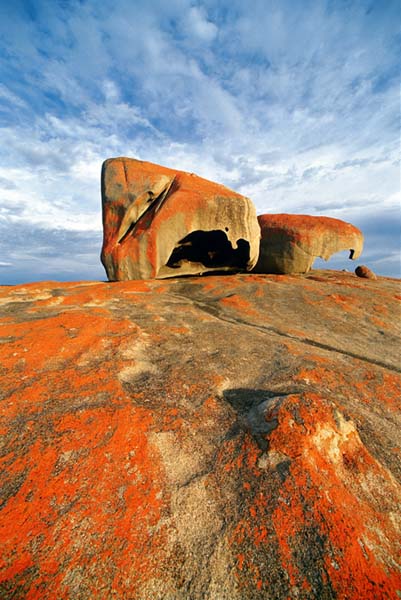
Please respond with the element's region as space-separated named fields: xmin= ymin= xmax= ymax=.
xmin=166 ymin=230 xmax=250 ymax=270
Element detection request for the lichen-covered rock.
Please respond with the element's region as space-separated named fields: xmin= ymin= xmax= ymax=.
xmin=101 ymin=157 xmax=260 ymax=280
xmin=253 ymin=214 xmax=364 ymax=274
xmin=1 ymin=271 xmax=400 ymax=599
xmin=356 ymin=264 xmax=377 ymax=279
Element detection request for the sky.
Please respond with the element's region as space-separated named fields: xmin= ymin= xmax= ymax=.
xmin=0 ymin=0 xmax=400 ymax=284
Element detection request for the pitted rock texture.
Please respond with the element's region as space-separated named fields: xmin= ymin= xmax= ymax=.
xmin=101 ymin=157 xmax=260 ymax=280
xmin=254 ymin=214 xmax=363 ymax=274
xmin=1 ymin=270 xmax=401 ymax=599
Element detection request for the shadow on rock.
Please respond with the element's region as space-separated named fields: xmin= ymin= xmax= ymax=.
xmin=223 ymin=388 xmax=293 ymax=450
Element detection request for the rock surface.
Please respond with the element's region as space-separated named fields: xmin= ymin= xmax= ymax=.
xmin=101 ymin=157 xmax=260 ymax=280
xmin=254 ymin=214 xmax=363 ymax=274
xmin=356 ymin=265 xmax=377 ymax=280
xmin=1 ymin=271 xmax=401 ymax=599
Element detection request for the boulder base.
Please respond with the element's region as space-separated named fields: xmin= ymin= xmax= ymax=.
xmin=1 ymin=271 xmax=400 ymax=599
xmin=253 ymin=214 xmax=363 ymax=274
xmin=101 ymin=157 xmax=260 ymax=280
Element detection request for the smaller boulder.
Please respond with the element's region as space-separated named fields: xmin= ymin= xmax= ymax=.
xmin=253 ymin=214 xmax=364 ymax=275
xmin=355 ymin=265 xmax=377 ymax=280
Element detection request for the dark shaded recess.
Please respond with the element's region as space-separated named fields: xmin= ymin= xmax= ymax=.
xmin=166 ymin=230 xmax=250 ymax=269
xmin=223 ymin=388 xmax=293 ymax=450
xmin=117 ymin=176 xmax=179 ymax=245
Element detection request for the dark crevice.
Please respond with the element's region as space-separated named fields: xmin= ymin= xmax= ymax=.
xmin=166 ymin=230 xmax=250 ymax=270
xmin=122 ymin=160 xmax=129 ymax=190
xmin=117 ymin=218 xmax=137 ymax=245
xmin=170 ymin=291 xmax=401 ymax=374
xmin=118 ymin=175 xmax=178 ymax=244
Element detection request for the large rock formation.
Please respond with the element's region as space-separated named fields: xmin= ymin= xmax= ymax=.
xmin=101 ymin=157 xmax=260 ymax=280
xmin=254 ymin=214 xmax=364 ymax=274
xmin=1 ymin=271 xmax=400 ymax=599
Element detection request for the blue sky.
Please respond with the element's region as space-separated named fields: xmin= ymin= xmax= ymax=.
xmin=0 ymin=0 xmax=400 ymax=284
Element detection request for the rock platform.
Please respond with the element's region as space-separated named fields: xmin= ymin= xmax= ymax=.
xmin=1 ymin=271 xmax=400 ymax=599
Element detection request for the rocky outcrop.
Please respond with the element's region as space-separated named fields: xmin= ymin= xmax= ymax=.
xmin=1 ymin=270 xmax=400 ymax=599
xmin=101 ymin=157 xmax=260 ymax=280
xmin=253 ymin=214 xmax=364 ymax=274
xmin=356 ymin=264 xmax=377 ymax=279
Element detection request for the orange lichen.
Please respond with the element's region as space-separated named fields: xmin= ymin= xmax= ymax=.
xmin=101 ymin=157 xmax=260 ymax=280
xmin=220 ymin=294 xmax=256 ymax=314
xmin=1 ymin=273 xmax=400 ymax=599
xmin=267 ymin=393 xmax=401 ymax=598
xmin=254 ymin=214 xmax=363 ymax=274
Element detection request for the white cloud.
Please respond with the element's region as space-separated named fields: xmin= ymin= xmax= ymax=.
xmin=0 ymin=84 xmax=27 ymax=108
xmin=183 ymin=7 xmax=218 ymax=43
xmin=0 ymin=0 xmax=399 ymax=282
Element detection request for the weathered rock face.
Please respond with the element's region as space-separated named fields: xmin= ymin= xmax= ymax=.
xmin=101 ymin=157 xmax=260 ymax=280
xmin=254 ymin=214 xmax=364 ymax=274
xmin=1 ymin=271 xmax=401 ymax=599
xmin=356 ymin=264 xmax=377 ymax=279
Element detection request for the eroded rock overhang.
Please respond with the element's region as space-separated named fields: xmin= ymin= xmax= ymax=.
xmin=253 ymin=214 xmax=364 ymax=275
xmin=101 ymin=157 xmax=261 ymax=281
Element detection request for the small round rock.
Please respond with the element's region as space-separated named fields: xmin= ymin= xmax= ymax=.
xmin=355 ymin=265 xmax=377 ymax=280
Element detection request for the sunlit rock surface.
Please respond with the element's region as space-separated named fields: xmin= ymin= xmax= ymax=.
xmin=254 ymin=214 xmax=363 ymax=274
xmin=1 ymin=271 xmax=400 ymax=599
xmin=101 ymin=157 xmax=260 ymax=280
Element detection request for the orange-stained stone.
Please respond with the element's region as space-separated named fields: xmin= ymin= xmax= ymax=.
xmin=0 ymin=270 xmax=400 ymax=599
xmin=355 ymin=264 xmax=377 ymax=279
xmin=101 ymin=157 xmax=260 ymax=280
xmin=253 ymin=213 xmax=364 ymax=274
